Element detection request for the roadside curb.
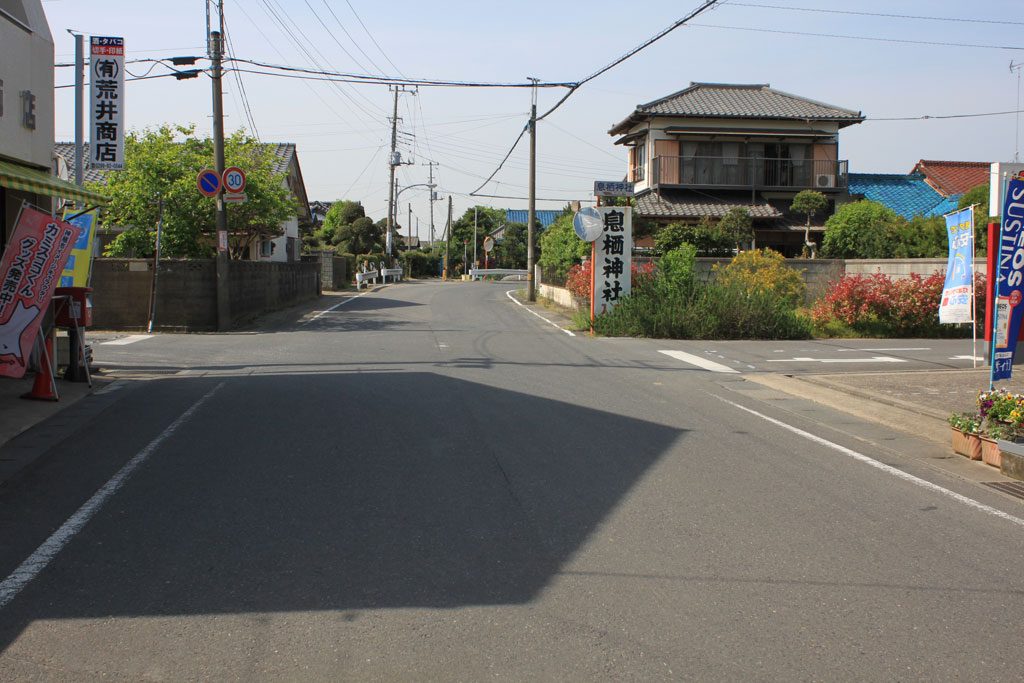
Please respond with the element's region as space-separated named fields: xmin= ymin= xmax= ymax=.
xmin=744 ymin=372 xmax=950 ymax=446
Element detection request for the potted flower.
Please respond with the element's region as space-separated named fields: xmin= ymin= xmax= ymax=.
xmin=980 ymin=423 xmax=1008 ymax=468
xmin=948 ymin=412 xmax=982 ymax=460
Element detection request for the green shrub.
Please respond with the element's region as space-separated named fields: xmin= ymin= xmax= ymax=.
xmin=713 ymin=248 xmax=805 ymax=307
xmin=399 ymin=250 xmax=440 ymax=277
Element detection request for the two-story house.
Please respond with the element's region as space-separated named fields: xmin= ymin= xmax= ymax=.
xmin=608 ymin=83 xmax=864 ymax=255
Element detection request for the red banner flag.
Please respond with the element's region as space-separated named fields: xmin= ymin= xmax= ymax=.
xmin=0 ymin=206 xmax=81 ymax=378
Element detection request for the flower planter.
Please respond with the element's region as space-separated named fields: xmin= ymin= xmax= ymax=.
xmin=980 ymin=436 xmax=1003 ymax=468
xmin=951 ymin=428 xmax=983 ymax=460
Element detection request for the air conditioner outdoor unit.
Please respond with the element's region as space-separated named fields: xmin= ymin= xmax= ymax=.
xmin=815 ymin=174 xmax=836 ymax=188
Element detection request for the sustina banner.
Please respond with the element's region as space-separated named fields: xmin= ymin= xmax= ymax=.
xmin=992 ymin=174 xmax=1024 ymax=381
xmin=939 ymin=207 xmax=974 ymax=324
xmin=0 ymin=206 xmax=80 ymax=378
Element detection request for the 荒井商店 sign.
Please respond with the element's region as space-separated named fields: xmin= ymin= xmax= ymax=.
xmin=89 ymin=36 xmax=125 ymax=170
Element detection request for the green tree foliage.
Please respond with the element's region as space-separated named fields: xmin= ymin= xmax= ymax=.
xmin=449 ymin=206 xmax=506 ymax=266
xmin=100 ymin=124 xmax=295 ymax=259
xmin=890 ymin=215 xmax=947 ymax=258
xmin=959 ymin=183 xmax=992 ymax=255
xmin=654 ymin=217 xmax=733 ymax=256
xmin=539 ymin=208 xmax=589 ymax=277
xmin=334 ymin=215 xmax=381 ymax=255
xmin=316 ymin=200 xmax=366 ymax=247
xmin=820 ymin=200 xmax=901 ymax=259
xmin=718 ymin=207 xmax=753 ymax=251
xmin=497 ymin=222 xmax=529 ymax=268
xmin=790 ymin=190 xmax=828 ymax=256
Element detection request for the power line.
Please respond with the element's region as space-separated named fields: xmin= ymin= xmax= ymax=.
xmin=688 ymin=22 xmax=1024 ymax=51
xmin=537 ymin=0 xmax=723 ymax=121
xmin=222 ymin=11 xmax=261 ymax=141
xmin=727 ymin=3 xmax=1024 ymax=27
xmin=470 ymin=0 xmax=722 ymax=197
xmin=319 ymin=0 xmax=390 ymax=76
xmin=302 ymin=0 xmax=374 ymax=74
xmin=226 ymin=58 xmax=577 ymax=88
xmin=343 ymin=0 xmax=406 ymax=78
xmin=867 ymin=108 xmax=1024 ymax=122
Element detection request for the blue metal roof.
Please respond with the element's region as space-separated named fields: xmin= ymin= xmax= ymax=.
xmin=505 ymin=209 xmax=561 ymax=229
xmin=848 ymin=173 xmax=957 ymax=219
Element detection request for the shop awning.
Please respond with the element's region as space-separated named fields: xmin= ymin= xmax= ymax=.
xmin=0 ymin=158 xmax=109 ymax=205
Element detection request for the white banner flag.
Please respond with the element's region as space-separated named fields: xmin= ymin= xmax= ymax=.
xmin=591 ymin=206 xmax=632 ymax=316
xmin=89 ymin=36 xmax=125 ymax=170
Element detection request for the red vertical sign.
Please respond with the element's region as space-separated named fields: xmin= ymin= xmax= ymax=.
xmin=0 ymin=206 xmax=81 ymax=377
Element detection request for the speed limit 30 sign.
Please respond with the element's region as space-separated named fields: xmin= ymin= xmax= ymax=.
xmin=222 ymin=167 xmax=246 ymax=194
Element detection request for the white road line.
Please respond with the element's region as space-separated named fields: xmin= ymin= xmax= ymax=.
xmin=767 ymin=356 xmax=906 ymax=364
xmin=857 ymin=347 xmax=931 ymax=351
xmin=0 ymin=382 xmax=226 ymax=611
xmin=505 ymin=290 xmax=576 ymax=336
xmin=304 ymin=291 xmax=370 ymax=324
xmin=659 ymin=350 xmax=740 ymax=373
xmin=101 ymin=334 xmax=153 ymax=346
xmin=951 ymin=355 xmax=985 ymax=361
xmin=716 ymin=396 xmax=1024 ymax=529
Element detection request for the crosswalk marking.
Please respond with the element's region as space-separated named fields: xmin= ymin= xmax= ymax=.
xmin=101 ymin=334 xmax=153 ymax=346
xmin=658 ymin=350 xmax=740 ymax=373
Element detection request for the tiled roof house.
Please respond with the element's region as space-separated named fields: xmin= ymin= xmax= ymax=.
xmin=847 ymin=173 xmax=959 ymax=220
xmin=608 ymin=83 xmax=864 ymax=255
xmin=910 ymin=160 xmax=989 ymax=198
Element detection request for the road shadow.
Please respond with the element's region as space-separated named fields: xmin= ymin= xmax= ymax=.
xmin=0 ymin=371 xmax=685 ymax=649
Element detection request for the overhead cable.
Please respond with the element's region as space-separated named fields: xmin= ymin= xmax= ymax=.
xmin=688 ymin=23 xmax=1024 ymax=51
xmin=727 ymin=3 xmax=1024 ymax=27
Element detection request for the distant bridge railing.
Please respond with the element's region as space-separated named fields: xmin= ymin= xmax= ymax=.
xmin=469 ymin=269 xmax=529 ymax=280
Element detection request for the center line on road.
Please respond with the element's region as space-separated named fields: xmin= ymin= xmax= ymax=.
xmin=0 ymin=382 xmax=226 ymax=611
xmin=716 ymin=396 xmax=1024 ymax=529
xmin=505 ymin=290 xmax=576 ymax=336
xmin=659 ymin=350 xmax=739 ymax=373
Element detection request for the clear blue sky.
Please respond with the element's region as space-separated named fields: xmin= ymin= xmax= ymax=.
xmin=44 ymin=0 xmax=1024 ymax=240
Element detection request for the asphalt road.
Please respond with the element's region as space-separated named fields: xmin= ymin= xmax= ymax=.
xmin=1 ymin=280 xmax=1023 ymax=680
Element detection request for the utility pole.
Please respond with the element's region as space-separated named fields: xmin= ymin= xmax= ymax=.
xmin=385 ymin=87 xmax=401 ymax=265
xmin=210 ymin=1 xmax=230 ymax=330
xmin=444 ymin=195 xmax=452 ymax=280
xmin=407 ymin=202 xmax=412 ymax=254
xmin=425 ymin=160 xmax=438 ymax=247
xmin=71 ymin=31 xmax=84 ymax=195
xmin=473 ymin=206 xmax=478 ymax=272
xmin=527 ymin=77 xmax=539 ymax=302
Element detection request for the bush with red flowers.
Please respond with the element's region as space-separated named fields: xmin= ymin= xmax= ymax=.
xmin=811 ymin=271 xmax=986 ymax=337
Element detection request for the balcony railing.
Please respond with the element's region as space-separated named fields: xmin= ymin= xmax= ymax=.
xmin=653 ymin=156 xmax=848 ymax=191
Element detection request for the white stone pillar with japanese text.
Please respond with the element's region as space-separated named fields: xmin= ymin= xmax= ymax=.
xmin=591 ymin=206 xmax=632 ymax=315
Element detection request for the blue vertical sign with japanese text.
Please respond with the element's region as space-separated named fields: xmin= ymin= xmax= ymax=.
xmin=939 ymin=208 xmax=974 ymax=324
xmin=992 ymin=175 xmax=1024 ymax=381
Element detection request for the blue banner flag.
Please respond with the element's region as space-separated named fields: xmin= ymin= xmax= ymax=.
xmin=939 ymin=208 xmax=974 ymax=324
xmin=992 ymin=175 xmax=1024 ymax=381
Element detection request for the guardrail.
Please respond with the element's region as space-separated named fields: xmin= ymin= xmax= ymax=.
xmin=380 ymin=267 xmax=403 ymax=283
xmin=469 ymin=269 xmax=529 ymax=280
xmin=355 ymin=269 xmax=379 ymax=289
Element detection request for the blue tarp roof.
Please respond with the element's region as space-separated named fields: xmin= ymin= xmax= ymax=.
xmin=848 ymin=173 xmax=960 ymax=219
xmin=505 ymin=209 xmax=561 ymax=229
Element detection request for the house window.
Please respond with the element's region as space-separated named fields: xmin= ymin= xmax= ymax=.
xmin=633 ymin=140 xmax=646 ymax=182
xmin=260 ymin=240 xmax=274 ymax=257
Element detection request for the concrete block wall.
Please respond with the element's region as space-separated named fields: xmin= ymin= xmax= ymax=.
xmin=92 ymin=259 xmax=319 ymax=331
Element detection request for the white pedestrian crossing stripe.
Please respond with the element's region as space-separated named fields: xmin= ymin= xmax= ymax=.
xmin=659 ymin=350 xmax=739 ymax=373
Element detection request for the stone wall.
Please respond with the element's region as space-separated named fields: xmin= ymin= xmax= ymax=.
xmin=91 ymin=259 xmax=319 ymax=331
xmin=306 ymin=251 xmax=349 ymax=290
xmin=845 ymin=258 xmax=988 ymax=279
xmin=539 ymin=283 xmax=582 ymax=311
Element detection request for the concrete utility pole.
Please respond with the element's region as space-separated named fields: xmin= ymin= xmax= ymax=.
xmin=425 ymin=160 xmax=438 ymax=247
xmin=527 ymin=77 xmax=539 ymax=302
xmin=71 ymin=31 xmax=84 ymax=194
xmin=210 ymin=1 xmax=230 ymax=330
xmin=407 ymin=202 xmax=412 ymax=254
xmin=444 ymin=195 xmax=452 ymax=280
xmin=385 ymin=86 xmax=401 ymax=265
xmin=473 ymin=206 xmax=478 ymax=271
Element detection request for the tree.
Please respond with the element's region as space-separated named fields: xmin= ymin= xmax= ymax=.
xmin=539 ymin=208 xmax=589 ymax=278
xmin=820 ymin=200 xmax=900 ymax=259
xmin=959 ymin=183 xmax=991 ymax=255
xmin=333 ymin=215 xmax=381 ymax=254
xmin=450 ymin=206 xmax=506 ymax=266
xmin=790 ymin=190 xmax=828 ymax=258
xmin=719 ymin=207 xmax=753 ymax=252
xmin=100 ymin=124 xmax=295 ymax=259
xmin=497 ymin=222 xmax=529 ymax=268
xmin=890 ymin=215 xmax=947 ymax=258
xmin=654 ymin=217 xmax=733 ymax=256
